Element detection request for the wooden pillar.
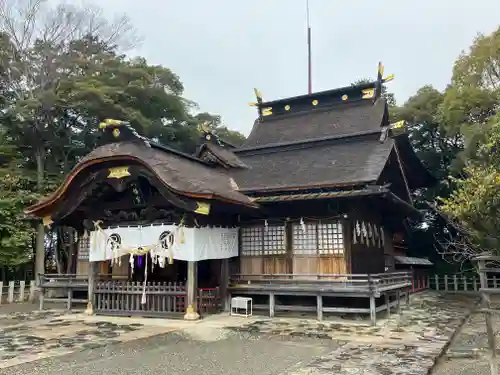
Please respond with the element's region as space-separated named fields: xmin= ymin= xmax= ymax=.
xmin=478 ymin=259 xmax=498 ymax=375
xmin=316 ymin=295 xmax=323 ymax=321
xmin=396 ymin=290 xmax=401 ymax=314
xmin=385 ymin=293 xmax=390 ymax=318
xmin=269 ymin=292 xmax=275 ymax=318
xmin=369 ymin=295 xmax=376 ymax=326
xmin=184 ymin=261 xmax=200 ymax=320
xmin=85 ymin=261 xmax=97 ymax=315
xmin=220 ymin=259 xmax=230 ymax=312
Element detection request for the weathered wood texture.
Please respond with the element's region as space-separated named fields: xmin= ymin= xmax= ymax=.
xmin=229 ymin=271 xmax=412 ymax=325
xmin=38 ymin=273 xmax=90 ymax=310
xmin=95 ymin=281 xmax=187 ymax=317
xmin=94 ymin=281 xmax=220 ymax=317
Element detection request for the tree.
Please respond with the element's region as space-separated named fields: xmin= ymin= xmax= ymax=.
xmin=452 ymin=27 xmax=500 ymax=91
xmin=440 ymin=114 xmax=500 ymax=255
xmin=0 ymin=0 xmax=137 ymax=277
xmin=192 ymin=112 xmax=246 ymax=146
xmin=0 ymin=131 xmax=38 ymax=266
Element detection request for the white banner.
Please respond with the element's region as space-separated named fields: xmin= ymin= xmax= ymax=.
xmin=89 ymin=224 xmax=238 ymax=262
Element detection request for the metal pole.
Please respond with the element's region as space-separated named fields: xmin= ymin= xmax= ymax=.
xmin=306 ymin=0 xmax=312 ymax=94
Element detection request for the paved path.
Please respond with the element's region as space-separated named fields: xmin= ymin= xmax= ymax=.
xmin=0 ymin=292 xmax=478 ymax=375
xmin=432 ymin=296 xmax=500 ymax=375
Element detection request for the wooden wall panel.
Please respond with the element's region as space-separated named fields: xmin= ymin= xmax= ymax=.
xmin=76 ymin=260 xmax=89 ymax=275
xmin=112 ymin=257 xmax=129 ymax=279
xmin=240 ymin=256 xmax=263 ymax=278
xmin=263 ymin=256 xmax=288 ymax=274
xmin=292 ymin=256 xmax=317 ymax=278
xmin=318 ymin=256 xmax=347 ymax=276
xmin=292 ymin=255 xmax=347 ymax=278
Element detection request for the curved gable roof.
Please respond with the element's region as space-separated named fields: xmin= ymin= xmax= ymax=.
xmin=26 ymin=140 xmax=257 ymax=216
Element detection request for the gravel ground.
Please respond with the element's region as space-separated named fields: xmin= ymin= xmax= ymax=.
xmin=433 ymin=358 xmax=498 ymax=375
xmin=1 ymin=331 xmax=338 ymax=375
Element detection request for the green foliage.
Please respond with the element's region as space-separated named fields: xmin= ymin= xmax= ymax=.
xmin=0 ymin=9 xmax=246 ymax=266
xmin=0 ymin=135 xmax=38 ymax=265
xmin=452 ymin=27 xmax=500 ymax=90
xmin=440 ymin=115 xmax=500 ymax=253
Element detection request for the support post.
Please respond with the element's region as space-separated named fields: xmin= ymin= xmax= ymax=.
xmin=29 ymin=280 xmax=36 ymax=302
xmin=269 ymin=292 xmax=275 ymax=318
xmin=396 ymin=290 xmax=401 ymax=314
xmin=18 ymin=280 xmax=26 ymax=302
xmin=7 ymin=281 xmax=14 ymax=303
xmin=369 ymin=295 xmax=376 ymax=326
xmin=67 ymin=288 xmax=72 ymax=310
xmin=385 ymin=293 xmax=390 ymax=318
xmin=184 ymin=261 xmax=200 ymax=321
xmin=220 ymin=259 xmax=229 ymax=312
xmin=478 ymin=258 xmax=498 ymax=375
xmin=316 ymin=295 xmax=323 ymax=321
xmin=85 ymin=261 xmax=97 ymax=315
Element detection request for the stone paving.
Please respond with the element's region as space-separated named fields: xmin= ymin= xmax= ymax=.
xmin=0 ymin=292 xmax=479 ymax=374
xmin=0 ymin=307 xmax=174 ymax=369
xmin=225 ymin=292 xmax=478 ymax=375
xmin=432 ymin=297 xmax=500 ymax=375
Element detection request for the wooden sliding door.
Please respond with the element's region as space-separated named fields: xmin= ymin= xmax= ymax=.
xmin=291 ymin=220 xmax=347 ymax=278
xmin=239 ymin=224 xmax=289 ymax=277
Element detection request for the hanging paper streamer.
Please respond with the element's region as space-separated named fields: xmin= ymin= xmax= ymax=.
xmin=89 ymin=223 xmax=238 ymax=262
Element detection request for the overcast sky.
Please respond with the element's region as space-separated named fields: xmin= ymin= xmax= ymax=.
xmin=97 ymin=0 xmax=500 ymax=135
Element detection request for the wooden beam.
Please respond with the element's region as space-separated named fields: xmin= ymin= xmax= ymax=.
xmin=393 ymin=145 xmax=413 ymax=205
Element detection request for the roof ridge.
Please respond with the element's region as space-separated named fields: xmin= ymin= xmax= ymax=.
xmin=259 ymin=98 xmax=374 ymax=123
xmin=149 ymin=141 xmax=211 ymax=166
xmin=259 ymin=81 xmax=377 ymax=107
xmin=235 ymin=129 xmax=383 ymax=154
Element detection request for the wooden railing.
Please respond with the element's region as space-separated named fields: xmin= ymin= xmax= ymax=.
xmin=94 ymin=281 xmax=221 ymax=317
xmin=94 ymin=281 xmax=187 ymax=317
xmin=38 ymin=273 xmax=90 ymax=309
xmin=230 ymin=272 xmax=412 ymax=294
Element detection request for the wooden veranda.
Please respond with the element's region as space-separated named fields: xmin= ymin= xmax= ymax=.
xmin=228 ymin=271 xmax=412 ymax=325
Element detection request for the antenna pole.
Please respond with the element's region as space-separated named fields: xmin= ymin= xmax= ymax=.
xmin=307 ymin=0 xmax=312 ymax=94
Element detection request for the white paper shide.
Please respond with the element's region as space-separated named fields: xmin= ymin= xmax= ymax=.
xmin=89 ymin=224 xmax=238 ymax=263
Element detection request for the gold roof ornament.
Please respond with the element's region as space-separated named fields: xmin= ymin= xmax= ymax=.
xmin=362 ymin=88 xmax=375 ymax=99
xmin=42 ymin=215 xmax=53 ymax=227
xmin=194 ymin=201 xmax=211 ymax=215
xmin=107 ymin=166 xmax=131 ymax=179
xmin=99 ymin=119 xmax=127 ymax=129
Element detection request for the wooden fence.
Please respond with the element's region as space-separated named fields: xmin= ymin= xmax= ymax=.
xmin=410 ymin=274 xmax=500 ymax=293
xmin=94 ymin=281 xmax=220 ymax=318
xmin=0 ymin=280 xmax=36 ymax=304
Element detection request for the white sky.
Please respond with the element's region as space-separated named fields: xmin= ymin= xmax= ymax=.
xmin=96 ymin=0 xmax=500 ymax=135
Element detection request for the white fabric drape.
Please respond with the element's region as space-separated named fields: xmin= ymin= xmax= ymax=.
xmin=89 ymin=224 xmax=238 ymax=262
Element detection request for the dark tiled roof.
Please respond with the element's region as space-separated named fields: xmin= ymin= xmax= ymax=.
xmin=231 ymin=133 xmax=394 ymax=192
xmin=83 ymin=141 xmax=254 ymax=205
xmin=394 ymin=256 xmax=433 ymax=266
xmin=243 ymin=99 xmax=387 ymax=149
xmin=196 ymin=142 xmax=249 ymax=169
xmin=31 ymin=141 xmax=256 ymax=213
xmin=252 ymin=187 xmax=387 ymax=202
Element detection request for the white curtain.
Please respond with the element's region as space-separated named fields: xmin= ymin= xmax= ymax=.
xmin=89 ymin=224 xmax=238 ymax=262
